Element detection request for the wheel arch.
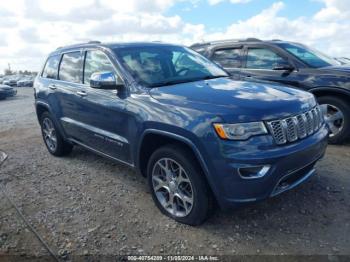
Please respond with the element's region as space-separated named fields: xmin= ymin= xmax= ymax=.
xmin=136 ymin=129 xmax=210 ymax=179
xmin=35 ymin=101 xmax=68 ymax=140
xmin=310 ymin=87 xmax=350 ymax=101
xmin=35 ymin=101 xmax=51 ymax=122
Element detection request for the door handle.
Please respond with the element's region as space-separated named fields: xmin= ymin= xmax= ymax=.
xmin=48 ymin=84 xmax=57 ymax=90
xmin=76 ymin=91 xmax=87 ymax=97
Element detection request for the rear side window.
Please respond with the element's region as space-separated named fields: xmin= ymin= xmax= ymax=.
xmin=212 ymin=48 xmax=242 ymax=68
xmin=246 ymin=48 xmax=287 ymax=69
xmin=42 ymin=55 xmax=60 ymax=79
xmin=83 ymin=50 xmax=115 ymax=84
xmin=59 ymin=52 xmax=83 ymax=83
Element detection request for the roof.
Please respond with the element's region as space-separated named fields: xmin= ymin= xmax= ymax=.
xmin=190 ymin=38 xmax=293 ymax=49
xmin=49 ymin=41 xmax=179 ymax=56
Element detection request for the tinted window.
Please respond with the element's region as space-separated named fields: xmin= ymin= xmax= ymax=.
xmin=59 ymin=52 xmax=82 ymax=83
xmin=84 ymin=50 xmax=115 ymax=84
xmin=246 ymin=48 xmax=287 ymax=69
xmin=42 ymin=55 xmax=60 ymax=79
xmin=277 ymin=43 xmax=340 ymax=68
xmin=212 ymin=48 xmax=241 ymax=68
xmin=115 ymin=46 xmax=227 ymax=87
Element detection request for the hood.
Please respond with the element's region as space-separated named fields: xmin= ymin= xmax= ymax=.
xmin=321 ymin=65 xmax=350 ymax=74
xmin=149 ymin=78 xmax=316 ymax=122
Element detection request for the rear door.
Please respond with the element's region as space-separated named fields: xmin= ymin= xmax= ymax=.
xmin=55 ymin=50 xmax=88 ymax=140
xmin=210 ymin=46 xmax=243 ymax=80
xmin=38 ymin=54 xmax=62 ymax=121
xmin=240 ymin=45 xmax=301 ymax=87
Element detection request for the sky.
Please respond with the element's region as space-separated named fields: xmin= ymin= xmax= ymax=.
xmin=0 ymin=0 xmax=349 ymax=73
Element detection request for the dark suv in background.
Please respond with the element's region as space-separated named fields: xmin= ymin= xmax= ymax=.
xmin=191 ymin=38 xmax=350 ymax=144
xmin=34 ymin=41 xmax=328 ymax=225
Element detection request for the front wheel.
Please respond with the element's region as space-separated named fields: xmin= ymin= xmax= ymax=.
xmin=147 ymin=145 xmax=213 ymax=226
xmin=318 ymin=96 xmax=350 ymax=144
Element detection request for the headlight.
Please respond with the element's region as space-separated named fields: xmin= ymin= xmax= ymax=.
xmin=213 ymin=122 xmax=268 ymax=140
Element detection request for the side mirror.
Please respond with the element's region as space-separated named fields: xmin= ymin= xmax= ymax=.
xmin=90 ymin=72 xmax=124 ymax=90
xmin=273 ymin=64 xmax=295 ymax=71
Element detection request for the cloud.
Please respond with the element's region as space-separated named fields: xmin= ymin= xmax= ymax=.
xmin=202 ymin=1 xmax=350 ymax=58
xmin=19 ymin=27 xmax=47 ymax=43
xmin=0 ymin=37 xmax=7 ymax=47
xmin=88 ymin=14 xmax=184 ymax=36
xmin=208 ymin=0 xmax=251 ymax=5
xmin=0 ymin=0 xmax=350 ymax=73
xmin=0 ymin=0 xmax=205 ymax=72
xmin=314 ymin=0 xmax=350 ymax=21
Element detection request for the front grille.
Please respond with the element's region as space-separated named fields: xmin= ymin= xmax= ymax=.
xmin=267 ymin=106 xmax=324 ymax=145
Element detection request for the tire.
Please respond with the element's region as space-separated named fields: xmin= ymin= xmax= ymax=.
xmin=147 ymin=144 xmax=213 ymax=226
xmin=317 ymin=96 xmax=350 ymax=144
xmin=40 ymin=111 xmax=73 ymax=156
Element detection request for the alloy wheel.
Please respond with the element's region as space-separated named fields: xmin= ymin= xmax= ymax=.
xmin=42 ymin=118 xmax=57 ymax=152
xmin=320 ymin=104 xmax=345 ymax=138
xmin=151 ymin=158 xmax=194 ymax=218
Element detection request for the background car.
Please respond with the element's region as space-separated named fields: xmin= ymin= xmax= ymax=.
xmin=191 ymin=38 xmax=350 ymax=144
xmin=3 ymin=76 xmax=20 ymax=87
xmin=17 ymin=76 xmax=34 ymax=87
xmin=0 ymin=84 xmax=17 ymax=100
xmin=335 ymin=57 xmax=350 ymax=65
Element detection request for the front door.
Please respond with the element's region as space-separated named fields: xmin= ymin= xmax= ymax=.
xmin=240 ymin=46 xmax=301 ymax=87
xmin=76 ymin=49 xmax=132 ymax=164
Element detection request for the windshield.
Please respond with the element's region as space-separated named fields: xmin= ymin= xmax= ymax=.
xmin=113 ymin=45 xmax=228 ymax=87
xmin=277 ymin=43 xmax=341 ymax=68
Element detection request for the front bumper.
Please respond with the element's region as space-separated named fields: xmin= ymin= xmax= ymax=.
xmin=203 ymin=125 xmax=328 ymax=208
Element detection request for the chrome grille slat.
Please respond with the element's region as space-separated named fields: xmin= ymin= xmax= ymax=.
xmin=285 ymin=118 xmax=298 ymax=142
xmin=267 ymin=106 xmax=323 ymax=145
xmin=312 ymin=108 xmax=320 ymax=130
xmin=305 ymin=111 xmax=313 ymax=135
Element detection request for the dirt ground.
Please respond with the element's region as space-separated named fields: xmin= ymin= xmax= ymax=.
xmin=0 ymin=88 xmax=349 ymax=260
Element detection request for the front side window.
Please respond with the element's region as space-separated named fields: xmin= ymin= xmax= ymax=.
xmin=277 ymin=43 xmax=340 ymax=68
xmin=246 ymin=48 xmax=287 ymax=70
xmin=59 ymin=51 xmax=82 ymax=83
xmin=42 ymin=55 xmax=60 ymax=79
xmin=114 ymin=45 xmax=228 ymax=87
xmin=212 ymin=48 xmax=242 ymax=68
xmin=84 ymin=50 xmax=115 ymax=84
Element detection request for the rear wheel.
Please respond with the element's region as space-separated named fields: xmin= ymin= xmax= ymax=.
xmin=147 ymin=145 xmax=213 ymax=226
xmin=40 ymin=112 xmax=73 ymax=156
xmin=318 ymin=96 xmax=350 ymax=144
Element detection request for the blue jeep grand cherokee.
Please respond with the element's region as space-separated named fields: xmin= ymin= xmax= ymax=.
xmin=34 ymin=41 xmax=328 ymax=225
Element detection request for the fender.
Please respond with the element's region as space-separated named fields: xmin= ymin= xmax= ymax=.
xmin=136 ymin=129 xmax=221 ymax=201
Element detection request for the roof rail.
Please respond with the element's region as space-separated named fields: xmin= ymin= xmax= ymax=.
xmin=190 ymin=39 xmax=240 ymax=47
xmin=244 ymin=38 xmax=262 ymax=42
xmin=56 ymin=41 xmax=102 ymax=50
xmin=191 ymin=38 xmax=262 ymax=47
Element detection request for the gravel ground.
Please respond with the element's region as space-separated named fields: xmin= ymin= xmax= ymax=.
xmin=0 ymin=88 xmax=349 ymax=260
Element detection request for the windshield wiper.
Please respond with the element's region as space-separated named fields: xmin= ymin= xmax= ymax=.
xmin=149 ymin=75 xmax=228 ymax=88
xmin=201 ymin=75 xmax=228 ymax=80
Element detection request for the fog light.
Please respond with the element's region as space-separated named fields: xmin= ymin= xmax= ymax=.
xmin=238 ymin=165 xmax=270 ymax=179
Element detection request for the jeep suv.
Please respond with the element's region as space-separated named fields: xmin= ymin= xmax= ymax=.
xmin=191 ymin=38 xmax=350 ymax=144
xmin=34 ymin=42 xmax=328 ymax=225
